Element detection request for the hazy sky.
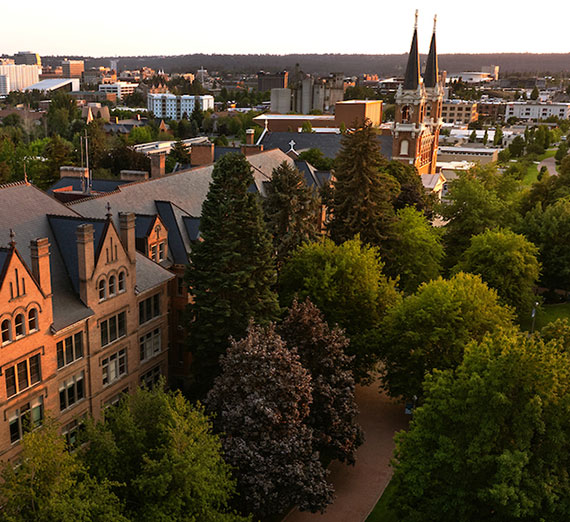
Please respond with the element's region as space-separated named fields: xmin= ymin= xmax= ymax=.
xmin=3 ymin=0 xmax=570 ymax=56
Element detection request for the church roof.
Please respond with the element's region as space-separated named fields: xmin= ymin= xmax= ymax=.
xmin=424 ymin=29 xmax=439 ymax=88
xmin=403 ymin=26 xmax=420 ymax=90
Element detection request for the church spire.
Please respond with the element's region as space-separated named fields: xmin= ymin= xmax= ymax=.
xmin=403 ymin=10 xmax=420 ymax=90
xmin=424 ymin=15 xmax=439 ymax=88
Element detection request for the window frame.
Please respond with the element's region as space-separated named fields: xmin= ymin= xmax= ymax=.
xmin=5 ymin=353 xmax=42 ymax=398
xmin=57 ymin=332 xmax=84 ymax=370
xmin=101 ymin=348 xmax=127 ymax=386
xmin=1 ymin=319 xmax=12 ymax=344
xmin=28 ymin=308 xmax=38 ymax=333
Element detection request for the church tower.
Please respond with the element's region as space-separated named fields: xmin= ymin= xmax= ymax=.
xmin=392 ymin=12 xmax=442 ymax=175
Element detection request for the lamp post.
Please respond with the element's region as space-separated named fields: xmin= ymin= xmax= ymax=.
xmin=530 ymin=301 xmax=539 ymax=333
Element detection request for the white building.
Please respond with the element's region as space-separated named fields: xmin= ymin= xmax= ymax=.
xmin=0 ymin=64 xmax=40 ymax=92
xmin=504 ymin=102 xmax=570 ymax=121
xmin=448 ymin=72 xmax=495 ymax=84
xmin=25 ymin=78 xmax=80 ymax=92
xmin=147 ymin=93 xmax=215 ymax=120
xmin=98 ymin=82 xmax=139 ymax=99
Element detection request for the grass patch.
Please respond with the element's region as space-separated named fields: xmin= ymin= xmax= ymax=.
xmin=519 ymin=302 xmax=570 ymax=332
xmin=366 ymin=480 xmax=398 ymax=522
xmin=522 ymin=162 xmax=539 ymax=185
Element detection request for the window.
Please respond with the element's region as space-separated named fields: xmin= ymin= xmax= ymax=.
xmin=98 ymin=279 xmax=106 ymax=301
xmin=151 ymin=244 xmax=158 ymax=261
xmin=140 ymin=365 xmax=161 ymax=388
xmin=399 ymin=140 xmax=409 ymax=156
xmin=100 ymin=312 xmax=126 ymax=347
xmin=62 ymin=418 xmax=85 ymax=450
xmin=104 ymin=386 xmax=129 ymax=409
xmin=102 ymin=348 xmax=127 ymax=385
xmin=158 ymin=242 xmax=166 ymax=261
xmin=59 ymin=372 xmax=85 ymax=411
xmin=5 ymin=354 xmax=41 ymax=398
xmin=177 ymin=277 xmax=185 ymax=296
xmin=108 ymin=275 xmax=116 ymax=296
xmin=9 ymin=397 xmax=43 ymax=444
xmin=1 ymin=319 xmax=11 ymax=344
xmin=28 ymin=308 xmax=38 ymax=332
xmin=57 ymin=332 xmax=84 ymax=369
xmin=139 ymin=294 xmax=160 ymax=324
xmin=118 ymin=271 xmax=126 ymax=293
xmin=14 ymin=314 xmax=25 ymax=338
xmin=140 ymin=328 xmax=161 ymax=361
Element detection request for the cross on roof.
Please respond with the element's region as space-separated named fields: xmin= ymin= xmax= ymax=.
xmin=288 ymin=140 xmax=296 ymax=151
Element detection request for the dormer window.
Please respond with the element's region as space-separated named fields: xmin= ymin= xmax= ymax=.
xmin=2 ymin=320 xmax=12 ymax=344
xmin=98 ymin=279 xmax=106 ymax=301
xmin=14 ymin=314 xmax=25 ymax=338
xmin=118 ymin=271 xmax=126 ymax=293
xmin=158 ymin=242 xmax=166 ymax=262
xmin=28 ymin=308 xmax=38 ymax=332
xmin=109 ymin=275 xmax=116 ymax=296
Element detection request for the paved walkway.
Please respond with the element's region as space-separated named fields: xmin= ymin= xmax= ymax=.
xmin=284 ymin=382 xmax=408 ymax=522
xmin=538 ymin=156 xmax=558 ymax=176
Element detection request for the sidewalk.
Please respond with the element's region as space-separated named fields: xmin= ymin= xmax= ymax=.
xmin=283 ymin=381 xmax=408 ymax=522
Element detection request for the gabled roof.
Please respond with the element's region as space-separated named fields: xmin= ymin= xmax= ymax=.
xmin=155 ymin=201 xmax=188 ymax=265
xmin=294 ymin=160 xmax=332 ymax=189
xmin=424 ymin=29 xmax=439 ymax=88
xmin=403 ymin=26 xmax=421 ymax=90
xmin=47 ymin=215 xmax=107 ymax=294
xmin=135 ymin=214 xmax=160 ymax=239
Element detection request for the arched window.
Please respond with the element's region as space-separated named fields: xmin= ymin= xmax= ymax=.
xmin=28 ymin=308 xmax=38 ymax=332
xmin=98 ymin=279 xmax=106 ymax=301
xmin=401 ymin=105 xmax=411 ymax=123
xmin=109 ymin=275 xmax=116 ymax=296
xmin=1 ymin=320 xmax=12 ymax=344
xmin=15 ymin=314 xmax=25 ymax=338
xmin=400 ymin=140 xmax=409 ymax=156
xmin=118 ymin=271 xmax=126 ymax=293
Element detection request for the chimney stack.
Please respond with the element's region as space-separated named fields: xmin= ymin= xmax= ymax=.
xmin=190 ymin=142 xmax=215 ymax=166
xmin=76 ymin=224 xmax=94 ymax=305
xmin=150 ymin=153 xmax=166 ymax=178
xmin=119 ymin=212 xmax=136 ymax=264
xmin=30 ymin=238 xmax=51 ymax=297
xmin=245 ymin=128 xmax=255 ymax=145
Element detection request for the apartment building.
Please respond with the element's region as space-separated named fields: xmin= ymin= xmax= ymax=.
xmin=98 ymin=82 xmax=139 ymax=100
xmin=426 ymin=100 xmax=478 ymax=124
xmin=504 ymin=102 xmax=570 ymax=121
xmin=147 ymin=93 xmax=215 ymax=120
xmin=0 ymin=183 xmax=173 ymax=460
xmin=0 ymin=64 xmax=40 ymax=92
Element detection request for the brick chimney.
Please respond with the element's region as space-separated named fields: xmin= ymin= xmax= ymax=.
xmin=241 ymin=144 xmax=264 ymax=157
xmin=119 ymin=212 xmax=136 ymax=263
xmin=60 ymin=166 xmax=89 ymax=179
xmin=150 ymin=153 xmax=166 ymax=178
xmin=30 ymin=238 xmax=51 ymax=297
xmin=245 ymin=128 xmax=255 ymax=145
xmin=120 ymin=170 xmax=149 ymax=181
xmin=191 ymin=142 xmax=215 ymax=166
xmin=76 ymin=224 xmax=94 ymax=305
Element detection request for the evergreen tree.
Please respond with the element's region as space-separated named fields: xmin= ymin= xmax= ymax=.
xmin=328 ymin=120 xmax=398 ymax=247
xmin=483 ymin=129 xmax=489 ymax=146
xmin=186 ymin=153 xmax=279 ymax=392
xmin=168 ymin=139 xmax=191 ymax=167
xmin=279 ymin=299 xmax=364 ymax=464
xmin=206 ymin=323 xmax=334 ymax=518
xmin=493 ymin=125 xmax=503 ymax=146
xmin=530 ymin=86 xmax=540 ymax=100
xmin=263 ymin=161 xmax=321 ymax=264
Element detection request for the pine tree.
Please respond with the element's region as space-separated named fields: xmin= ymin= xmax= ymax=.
xmin=279 ymin=299 xmax=364 ymax=464
xmin=186 ymin=153 xmax=279 ymax=393
xmin=206 ymin=322 xmax=334 ymax=518
xmin=168 ymin=139 xmax=191 ymax=166
xmin=263 ymin=161 xmax=321 ymax=264
xmin=328 ymin=120 xmax=398 ymax=247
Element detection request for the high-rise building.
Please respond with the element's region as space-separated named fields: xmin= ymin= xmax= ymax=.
xmin=0 ymin=64 xmax=40 ymax=92
xmin=62 ymin=59 xmax=84 ymax=79
xmin=14 ymin=52 xmax=41 ymax=66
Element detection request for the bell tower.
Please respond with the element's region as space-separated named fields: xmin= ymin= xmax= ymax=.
xmin=392 ymin=11 xmax=441 ymax=175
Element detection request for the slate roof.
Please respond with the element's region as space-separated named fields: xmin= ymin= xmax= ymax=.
xmin=48 ymin=177 xmax=131 ymax=195
xmin=423 ymin=31 xmax=439 ymax=89
xmin=213 ymin=147 xmax=240 ymax=162
xmin=403 ymin=27 xmax=421 ymax=90
xmin=0 ymin=182 xmax=93 ymax=331
xmin=0 ymin=247 xmax=12 ymax=287
xmin=155 ymin=201 xmax=188 ymax=265
xmin=260 ymin=132 xmax=393 ymax=160
xmin=135 ymin=251 xmax=175 ymax=294
xmin=294 ymin=160 xmax=332 ymax=189
xmin=47 ymin=215 xmax=108 ymax=294
xmin=134 ymin=214 xmax=157 ymax=239
xmin=182 ymin=216 xmax=200 ymax=242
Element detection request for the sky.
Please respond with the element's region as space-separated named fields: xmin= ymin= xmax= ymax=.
xmin=3 ymin=0 xmax=570 ymax=57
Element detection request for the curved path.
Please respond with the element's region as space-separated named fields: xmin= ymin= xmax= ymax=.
xmin=539 ymin=155 xmax=558 ymax=176
xmin=284 ymin=382 xmax=408 ymax=522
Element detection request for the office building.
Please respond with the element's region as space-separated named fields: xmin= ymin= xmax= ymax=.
xmin=0 ymin=64 xmax=40 ymax=92
xmin=98 ymin=82 xmax=139 ymax=100
xmin=61 ymin=59 xmax=84 ymax=79
xmin=147 ymin=93 xmax=215 ymax=120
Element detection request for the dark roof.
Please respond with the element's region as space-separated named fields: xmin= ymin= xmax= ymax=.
xmin=213 ymin=147 xmax=240 ymax=162
xmin=48 ymin=177 xmax=130 ymax=195
xmin=47 ymin=215 xmax=107 ymax=294
xmin=0 ymin=247 xmax=12 ymax=287
xmin=424 ymin=31 xmax=438 ymax=88
xmin=260 ymin=131 xmax=393 ymax=160
xmin=155 ymin=201 xmax=188 ymax=265
xmin=182 ymin=216 xmax=200 ymax=242
xmin=135 ymin=214 xmax=157 ymax=239
xmin=403 ymin=28 xmax=420 ymax=90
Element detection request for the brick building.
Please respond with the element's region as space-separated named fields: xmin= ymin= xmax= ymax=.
xmin=0 ymin=182 xmax=173 ymax=460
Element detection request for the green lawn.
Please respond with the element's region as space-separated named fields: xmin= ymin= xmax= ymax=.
xmin=519 ymin=301 xmax=570 ymax=332
xmin=521 ymin=149 xmax=556 ymax=186
xmin=366 ymin=480 xmax=397 ymax=522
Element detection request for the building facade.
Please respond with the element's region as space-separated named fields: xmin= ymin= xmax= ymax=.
xmin=98 ymin=82 xmax=139 ymax=100
xmin=0 ymin=64 xmax=40 ymax=92
xmin=61 ymin=59 xmax=85 ymax=79
xmin=504 ymin=102 xmax=570 ymax=121
xmin=147 ymin=94 xmax=215 ymax=120
xmin=429 ymin=100 xmax=478 ymax=124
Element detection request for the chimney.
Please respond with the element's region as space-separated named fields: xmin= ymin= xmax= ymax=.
xmin=150 ymin=153 xmax=166 ymax=178
xmin=245 ymin=128 xmax=255 ymax=145
xmin=119 ymin=212 xmax=136 ymax=263
xmin=241 ymin=144 xmax=264 ymax=157
xmin=120 ymin=169 xmax=149 ymax=181
xmin=76 ymin=224 xmax=94 ymax=305
xmin=190 ymin=142 xmax=215 ymax=166
xmin=60 ymin=166 xmax=89 ymax=179
xmin=30 ymin=238 xmax=51 ymax=297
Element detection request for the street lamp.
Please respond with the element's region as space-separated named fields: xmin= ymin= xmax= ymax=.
xmin=530 ymin=301 xmax=539 ymax=333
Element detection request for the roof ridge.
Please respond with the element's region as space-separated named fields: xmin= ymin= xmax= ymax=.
xmin=65 ymin=187 xmax=124 ymax=205
xmin=0 ymin=180 xmax=28 ymax=189
xmin=47 ymin=213 xmax=107 ymax=223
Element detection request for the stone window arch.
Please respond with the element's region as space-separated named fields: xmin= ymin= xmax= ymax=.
xmin=28 ymin=308 xmax=38 ymax=332
xmin=98 ymin=278 xmax=107 ymax=301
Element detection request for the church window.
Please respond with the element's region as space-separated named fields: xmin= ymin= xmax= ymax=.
xmin=401 ymin=106 xmax=411 ymax=122
xmin=400 ymin=140 xmax=409 ymax=156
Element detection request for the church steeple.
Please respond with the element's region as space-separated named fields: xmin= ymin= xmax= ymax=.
xmin=403 ymin=10 xmax=420 ymax=91
xmin=424 ymin=15 xmax=439 ymax=88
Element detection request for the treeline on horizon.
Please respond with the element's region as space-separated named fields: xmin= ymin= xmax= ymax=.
xmin=39 ymin=53 xmax=570 ymax=76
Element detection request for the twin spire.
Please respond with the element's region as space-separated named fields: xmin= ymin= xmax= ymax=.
xmin=403 ymin=10 xmax=439 ymax=90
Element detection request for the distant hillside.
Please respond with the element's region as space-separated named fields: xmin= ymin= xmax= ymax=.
xmin=41 ymin=53 xmax=570 ymax=77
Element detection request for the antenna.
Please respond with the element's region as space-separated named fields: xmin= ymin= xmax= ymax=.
xmin=414 ymin=9 xmax=419 ymax=29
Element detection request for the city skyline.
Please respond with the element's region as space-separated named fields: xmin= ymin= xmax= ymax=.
xmin=3 ymin=1 xmax=570 ymax=57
